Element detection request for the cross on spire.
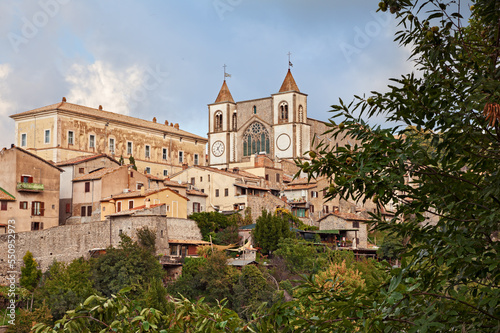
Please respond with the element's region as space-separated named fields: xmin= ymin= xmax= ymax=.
xmin=223 ymin=64 xmax=231 ymax=80
xmin=288 ymin=52 xmax=293 ymax=70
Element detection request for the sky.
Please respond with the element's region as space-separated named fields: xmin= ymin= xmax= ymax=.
xmin=0 ymin=0 xmax=421 ymax=149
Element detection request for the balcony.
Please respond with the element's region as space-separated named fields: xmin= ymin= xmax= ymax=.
xmin=17 ymin=182 xmax=44 ymax=192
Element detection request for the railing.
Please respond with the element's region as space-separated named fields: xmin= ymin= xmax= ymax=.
xmin=159 ymin=255 xmax=185 ymax=265
xmin=17 ymin=182 xmax=44 ymax=191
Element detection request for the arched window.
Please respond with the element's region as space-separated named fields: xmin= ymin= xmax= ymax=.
xmin=279 ymin=102 xmax=288 ymax=123
xmin=243 ymin=122 xmax=270 ymax=156
xmin=214 ymin=111 xmax=223 ymax=132
xmin=253 ymin=105 xmax=257 ymax=114
xmin=232 ymin=112 xmax=237 ymax=131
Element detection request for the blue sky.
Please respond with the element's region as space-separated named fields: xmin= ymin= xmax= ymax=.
xmin=0 ymin=0 xmax=422 ymax=150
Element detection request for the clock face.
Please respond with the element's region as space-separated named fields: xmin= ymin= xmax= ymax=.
xmin=212 ymin=140 xmax=225 ymax=157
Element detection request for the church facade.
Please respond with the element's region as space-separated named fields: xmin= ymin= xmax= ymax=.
xmin=208 ymin=70 xmax=312 ymax=168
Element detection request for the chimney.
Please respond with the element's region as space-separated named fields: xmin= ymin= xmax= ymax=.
xmin=174 ymin=123 xmax=179 ymax=129
xmin=153 ymin=117 xmax=157 ymax=123
xmin=99 ymin=105 xmax=103 ymax=110
xmin=170 ymin=123 xmax=173 ymax=127
xmin=164 ymin=120 xmax=169 ymax=126
xmin=62 ymin=97 xmax=67 ymax=102
xmin=11 ymin=144 xmax=15 ymax=148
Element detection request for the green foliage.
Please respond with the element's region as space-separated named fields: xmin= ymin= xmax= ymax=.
xmin=233 ymin=265 xmax=276 ymax=320
xmin=274 ymin=238 xmax=330 ymax=274
xmin=128 ymin=155 xmax=137 ymax=170
xmin=118 ymin=155 xmax=124 ymax=165
xmin=20 ymin=251 xmax=41 ymax=292
xmin=8 ymin=302 xmax=52 ymax=333
xmin=92 ymin=234 xmax=164 ymax=297
xmin=293 ymin=0 xmax=500 ymax=331
xmin=253 ymin=209 xmax=293 ymax=255
xmin=136 ymin=226 xmax=157 ymax=253
xmin=243 ymin=207 xmax=253 ymax=225
xmin=189 ymin=211 xmax=237 ymax=244
xmin=35 ymin=258 xmax=97 ymax=320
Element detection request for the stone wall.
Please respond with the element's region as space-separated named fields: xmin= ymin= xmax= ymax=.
xmin=0 ymin=215 xmax=202 ymax=285
xmin=247 ymin=193 xmax=289 ymax=219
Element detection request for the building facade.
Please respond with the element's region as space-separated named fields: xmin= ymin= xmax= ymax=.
xmin=10 ymin=99 xmax=208 ymax=178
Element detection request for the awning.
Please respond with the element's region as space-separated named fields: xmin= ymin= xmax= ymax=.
xmin=168 ymin=239 xmax=210 ymax=245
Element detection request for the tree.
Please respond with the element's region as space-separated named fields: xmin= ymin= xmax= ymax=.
xmin=253 ymin=210 xmax=293 ymax=255
xmin=294 ymin=0 xmax=500 ymax=331
xmin=128 ymin=155 xmax=137 ymax=170
xmin=189 ymin=211 xmax=236 ymax=244
xmin=20 ymin=251 xmax=41 ymax=292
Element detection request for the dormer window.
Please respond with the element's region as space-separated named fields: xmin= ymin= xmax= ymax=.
xmin=214 ymin=111 xmax=223 ymax=132
xmin=279 ymin=102 xmax=288 ymax=123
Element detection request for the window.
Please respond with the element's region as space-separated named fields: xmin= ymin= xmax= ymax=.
xmin=215 ymin=189 xmax=219 ymax=197
xmin=32 ymin=201 xmax=44 ymax=216
xmin=117 ymin=201 xmax=122 ymax=212
xmin=81 ymin=206 xmax=86 ymax=216
xmin=265 ymin=174 xmax=269 ymax=181
xmin=89 ymin=135 xmax=95 ymax=148
xmin=193 ymin=202 xmax=201 ymax=213
xmin=162 ymin=148 xmax=167 ymax=160
xmin=85 ymin=182 xmax=90 ymax=192
xmin=44 ymin=130 xmax=50 ymax=144
xmin=279 ymin=102 xmax=289 ymax=123
xmin=109 ymin=138 xmax=115 ymax=154
xmin=311 ymin=191 xmax=318 ymax=198
xmin=200 ymin=176 xmax=203 ymax=182
xmin=232 ymin=113 xmax=237 ymax=131
xmin=127 ymin=142 xmax=133 ymax=155
xmin=214 ymin=111 xmax=223 ymax=132
xmin=128 ymin=201 xmax=134 ymax=209
xmin=323 ymin=205 xmax=329 ymax=214
xmin=20 ymin=201 xmax=28 ymax=210
xmin=21 ymin=133 xmax=27 ymax=147
xmin=194 ymin=154 xmax=199 ymax=165
xmin=224 ymin=188 xmax=229 ymax=197
xmin=87 ymin=206 xmax=92 ymax=217
xmin=310 ymin=205 xmax=314 ymax=213
xmin=31 ymin=222 xmax=42 ymax=231
xmin=163 ymin=170 xmax=168 ymax=177
xmin=243 ymin=122 xmax=270 ymax=156
xmin=352 ymin=221 xmax=360 ymax=228
xmin=208 ymin=175 xmax=210 ymax=182
xmin=21 ymin=175 xmax=33 ymax=183
xmin=65 ymin=203 xmax=70 ymax=213
xmin=253 ymin=105 xmax=257 ymax=114
xmin=68 ymin=131 xmax=74 ymax=145
xmin=137 ymin=183 xmax=144 ymax=190
xmin=145 ymin=145 xmax=150 ymax=158
xmin=1 ymin=201 xmax=7 ymax=211
xmin=179 ymin=137 xmax=183 ymax=142
xmin=190 ymin=177 xmax=195 ymax=185
xmin=79 ymin=167 xmax=85 ymax=174
xmin=145 ymin=167 xmax=151 ymax=174
xmin=276 ymin=174 xmax=280 ymax=182
xmin=179 ymin=151 xmax=184 ymax=163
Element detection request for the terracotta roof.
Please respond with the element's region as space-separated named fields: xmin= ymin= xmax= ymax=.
xmin=214 ymin=80 xmax=234 ymax=104
xmin=72 ymin=165 xmax=124 ymax=182
xmin=282 ymin=174 xmax=294 ymax=183
xmin=194 ymin=166 xmax=261 ymax=180
xmin=10 ymin=146 xmax=64 ymax=172
xmin=234 ymin=183 xmax=270 ymax=191
xmin=279 ymin=69 xmax=300 ymax=93
xmin=284 ymin=183 xmax=317 ymax=190
xmin=56 ymin=154 xmax=119 ymax=167
xmin=163 ymin=180 xmax=188 ymax=188
xmin=0 ymin=187 xmax=15 ymax=201
xmin=318 ymin=212 xmax=369 ymax=222
xmin=288 ymin=177 xmax=316 ymax=185
xmin=102 ymin=187 xmax=189 ymax=201
xmin=145 ymin=173 xmax=164 ymax=181
xmin=10 ymin=101 xmax=207 ymax=142
xmin=187 ymin=189 xmax=208 ymax=197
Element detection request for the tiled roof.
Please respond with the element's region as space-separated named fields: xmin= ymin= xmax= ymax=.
xmin=10 ymin=147 xmax=64 ymax=172
xmin=10 ymin=101 xmax=207 ymax=141
xmin=56 ymin=154 xmax=119 ymax=167
xmin=0 ymin=187 xmax=15 ymax=201
xmin=195 ymin=166 xmax=261 ymax=180
xmin=284 ymin=183 xmax=317 ymax=190
xmin=279 ymin=69 xmax=300 ymax=93
xmin=187 ymin=189 xmax=208 ymax=197
xmin=145 ymin=173 xmax=164 ymax=181
xmin=318 ymin=212 xmax=369 ymax=222
xmin=214 ymin=80 xmax=235 ymax=104
xmin=163 ymin=180 xmax=188 ymax=188
xmin=102 ymin=187 xmax=189 ymax=201
xmin=72 ymin=165 xmax=124 ymax=182
xmin=288 ymin=177 xmax=316 ymax=185
xmin=234 ymin=183 xmax=270 ymax=191
xmin=107 ymin=203 xmax=165 ymax=216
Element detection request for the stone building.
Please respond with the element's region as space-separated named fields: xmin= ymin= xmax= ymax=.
xmin=10 ymin=98 xmax=208 ymax=178
xmin=70 ymin=165 xmax=150 ymax=224
xmin=0 ymin=146 xmax=62 ymax=232
xmin=318 ymin=212 xmax=369 ymax=249
xmin=56 ymin=154 xmax=120 ymax=224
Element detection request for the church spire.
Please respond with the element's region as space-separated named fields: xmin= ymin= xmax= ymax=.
xmin=215 ymin=80 xmax=234 ymax=103
xmin=279 ymin=69 xmax=300 ymax=93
